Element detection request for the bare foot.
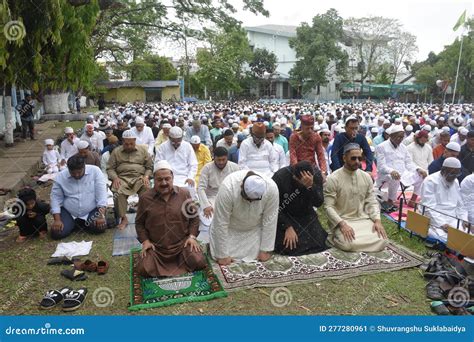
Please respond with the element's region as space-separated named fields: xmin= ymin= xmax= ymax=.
xmin=116 ymin=217 xmax=129 ymax=230
xmin=16 ymin=235 xmax=27 ymax=243
xmin=39 ymin=231 xmax=47 ymax=239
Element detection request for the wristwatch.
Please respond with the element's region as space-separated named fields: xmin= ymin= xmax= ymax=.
xmin=189 ymin=234 xmax=197 ymax=240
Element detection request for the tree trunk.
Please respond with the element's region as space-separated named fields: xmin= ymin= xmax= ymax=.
xmin=43 ymin=92 xmax=70 ymax=114
xmin=3 ymin=85 xmax=14 ymax=147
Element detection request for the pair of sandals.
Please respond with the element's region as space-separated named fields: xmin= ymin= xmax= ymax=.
xmin=74 ymin=259 xmax=109 ymax=275
xmin=39 ymin=287 xmax=87 ymax=311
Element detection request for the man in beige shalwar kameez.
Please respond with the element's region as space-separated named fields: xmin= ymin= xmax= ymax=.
xmin=107 ymin=130 xmax=153 ymax=229
xmin=324 ymin=143 xmax=388 ymax=252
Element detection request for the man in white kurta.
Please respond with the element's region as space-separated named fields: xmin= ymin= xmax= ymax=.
xmin=375 ymin=125 xmax=425 ymax=207
xmin=421 ymin=158 xmax=468 ymax=242
xmin=155 ymin=126 xmax=198 ymax=187
xmin=324 ymin=144 xmax=388 ymax=252
xmin=461 ymin=174 xmax=474 ymax=224
xmin=60 ymin=127 xmax=79 ymax=167
xmin=238 ymin=122 xmax=278 ymax=177
xmin=131 ymin=116 xmax=155 ymax=156
xmin=80 ymin=124 xmax=103 ymax=153
xmin=210 ymin=170 xmax=279 ymax=265
xmin=406 ymin=130 xmax=432 ymax=206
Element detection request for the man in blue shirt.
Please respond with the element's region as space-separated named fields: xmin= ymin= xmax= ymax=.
xmin=331 ymin=116 xmax=373 ymax=172
xmin=50 ymin=155 xmax=108 ymax=240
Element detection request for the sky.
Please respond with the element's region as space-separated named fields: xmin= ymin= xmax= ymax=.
xmin=231 ymin=0 xmax=472 ymax=62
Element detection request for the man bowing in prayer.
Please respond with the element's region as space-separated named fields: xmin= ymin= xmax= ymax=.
xmin=324 ymin=144 xmax=388 ymax=252
xmin=210 ymin=170 xmax=279 ymax=265
xmin=135 ymin=160 xmax=207 ymax=277
xmin=107 ymin=129 xmax=153 ymax=230
xmin=272 ymin=161 xmax=329 ymax=256
xmin=421 ymin=157 xmax=468 ymax=243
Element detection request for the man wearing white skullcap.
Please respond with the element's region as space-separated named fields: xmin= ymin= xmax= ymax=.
xmin=190 ymin=135 xmax=211 ymax=184
xmin=75 ymin=140 xmax=101 ymax=168
xmin=155 ymin=126 xmax=198 ymax=187
xmin=450 ymin=127 xmax=469 ymax=147
xmin=107 ymin=129 xmax=153 ymax=229
xmin=155 ymin=123 xmax=171 ymax=147
xmin=134 ymin=159 xmax=207 ymax=277
xmin=402 ymin=125 xmax=414 ymax=146
xmin=60 ymin=127 xmax=79 ymax=166
xmin=185 ymin=118 xmax=212 ymax=147
xmin=131 ymin=116 xmax=155 ymax=156
xmin=42 ymin=139 xmax=61 ymax=174
xmin=375 ymin=123 xmax=425 ymax=209
xmin=80 ymin=123 xmax=104 ymax=153
xmin=421 ymin=157 xmax=468 ymax=242
xmin=210 ymin=170 xmax=279 ymax=265
xmin=428 ymin=141 xmax=460 ymax=175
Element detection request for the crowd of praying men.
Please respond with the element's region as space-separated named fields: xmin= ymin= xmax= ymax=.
xmin=21 ymin=100 xmax=474 ymax=275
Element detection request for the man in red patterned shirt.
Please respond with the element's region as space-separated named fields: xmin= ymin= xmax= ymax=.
xmin=290 ymin=115 xmax=327 ymax=176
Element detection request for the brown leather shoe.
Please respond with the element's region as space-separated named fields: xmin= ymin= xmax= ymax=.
xmin=97 ymin=261 xmax=109 ymax=275
xmin=74 ymin=260 xmax=97 ymax=272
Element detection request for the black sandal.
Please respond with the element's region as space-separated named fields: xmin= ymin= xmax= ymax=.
xmin=62 ymin=288 xmax=88 ymax=312
xmin=47 ymin=256 xmax=80 ymax=266
xmin=61 ymin=269 xmax=88 ymax=281
xmin=39 ymin=287 xmax=72 ymax=310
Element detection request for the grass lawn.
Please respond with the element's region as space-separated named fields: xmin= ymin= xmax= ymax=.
xmin=0 ymin=123 xmax=432 ymax=315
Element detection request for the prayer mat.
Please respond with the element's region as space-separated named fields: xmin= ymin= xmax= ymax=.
xmin=112 ymin=214 xmax=141 ymax=256
xmin=129 ymin=248 xmax=227 ymax=311
xmin=211 ymin=243 xmax=423 ymax=291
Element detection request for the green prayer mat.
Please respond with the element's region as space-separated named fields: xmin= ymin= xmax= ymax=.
xmin=212 ymin=243 xmax=424 ymax=291
xmin=129 ymin=248 xmax=227 ymax=311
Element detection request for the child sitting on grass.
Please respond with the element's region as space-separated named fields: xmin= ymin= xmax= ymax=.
xmin=16 ymin=188 xmax=50 ymax=243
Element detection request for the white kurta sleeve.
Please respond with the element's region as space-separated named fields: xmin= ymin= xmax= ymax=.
xmin=198 ymin=165 xmax=211 ymax=208
xmin=421 ymin=178 xmax=446 ymax=228
xmin=210 ymin=185 xmax=234 ymax=259
xmin=259 ymin=181 xmax=279 ymax=252
xmin=238 ymin=141 xmax=249 ymax=170
xmin=404 ymin=147 xmax=417 ymax=174
xmin=187 ymin=145 xmax=198 ymax=180
xmin=154 ymin=144 xmax=165 ymax=168
xmin=375 ymin=144 xmax=394 ymax=176
xmin=268 ymin=145 xmax=278 ymax=173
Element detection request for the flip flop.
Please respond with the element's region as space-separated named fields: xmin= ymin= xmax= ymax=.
xmin=61 ymin=269 xmax=88 ymax=281
xmin=62 ymin=288 xmax=88 ymax=312
xmin=431 ymin=301 xmax=450 ymax=315
xmin=39 ymin=287 xmax=72 ymax=310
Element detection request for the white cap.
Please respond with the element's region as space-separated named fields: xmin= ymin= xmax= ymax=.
xmin=155 ymin=160 xmax=173 ymax=172
xmin=190 ymin=135 xmax=201 ymax=144
xmin=135 ymin=116 xmax=145 ymax=125
xmin=442 ymin=126 xmax=451 ymax=133
xmin=320 ymin=128 xmax=331 ymax=134
xmin=44 ymin=139 xmax=54 ymax=146
xmin=272 ymin=123 xmax=281 ymax=129
xmin=422 ymin=125 xmax=431 ymax=132
xmin=395 ymin=118 xmax=402 ymax=123
xmin=371 ymin=127 xmax=379 ymax=133
xmin=169 ymin=126 xmax=183 ymax=139
xmin=345 ymin=115 xmax=358 ymax=124
xmin=459 ymin=127 xmax=468 ymax=135
xmin=162 ymin=123 xmax=172 ymax=129
xmin=243 ymin=175 xmax=267 ymax=200
xmin=446 ymin=142 xmax=461 ymax=152
xmin=64 ymin=127 xmax=74 ymax=134
xmin=389 ymin=125 xmax=403 ymax=134
xmin=383 ymin=119 xmax=391 ymax=125
xmin=232 ymin=123 xmax=239 ymax=128
xmin=122 ymin=129 xmax=137 ymax=139
xmin=442 ymin=157 xmax=461 ymax=169
xmin=76 ymin=140 xmax=89 ymax=149
xmin=405 ymin=125 xmax=413 ymax=132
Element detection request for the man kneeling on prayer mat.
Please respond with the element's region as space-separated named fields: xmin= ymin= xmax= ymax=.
xmin=272 ymin=160 xmax=329 ymax=256
xmin=324 ymin=143 xmax=388 ymax=252
xmin=210 ymin=170 xmax=279 ymax=265
xmin=107 ymin=129 xmax=153 ymax=230
xmin=420 ymin=157 xmax=469 ymax=243
xmin=135 ymin=160 xmax=207 ymax=277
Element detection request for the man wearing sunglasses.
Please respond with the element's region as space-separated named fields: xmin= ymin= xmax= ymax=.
xmin=210 ymin=170 xmax=279 ymax=265
xmin=324 ymin=143 xmax=388 ymax=252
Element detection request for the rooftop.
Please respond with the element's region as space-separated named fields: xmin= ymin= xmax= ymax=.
xmin=98 ymin=80 xmax=179 ymax=89
xmin=245 ymin=24 xmax=297 ymax=38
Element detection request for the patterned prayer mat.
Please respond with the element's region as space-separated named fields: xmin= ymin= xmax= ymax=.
xmin=211 ymin=243 xmax=423 ymax=291
xmin=129 ymin=248 xmax=227 ymax=311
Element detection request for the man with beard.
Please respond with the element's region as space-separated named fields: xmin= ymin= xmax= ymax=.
xmin=60 ymin=127 xmax=79 ymax=167
xmin=272 ymin=161 xmax=328 ymax=256
xmin=266 ymin=128 xmax=287 ymax=170
xmin=135 ymin=160 xmax=206 ymax=277
xmin=272 ymin=123 xmax=288 ymax=153
xmin=324 ymin=144 xmax=388 ymax=252
xmin=107 ymin=130 xmax=153 ymax=230
xmin=331 ymin=116 xmax=373 ymax=172
xmin=130 ymin=116 xmax=155 ymax=156
xmin=75 ymin=140 xmax=101 ymax=168
xmin=406 ymin=130 xmax=432 ymax=207
xmin=428 ymin=142 xmax=461 ymax=175
xmin=319 ymin=129 xmax=332 ymax=174
xmin=432 ymin=131 xmax=451 ymax=160
xmin=421 ymin=158 xmax=468 ymax=242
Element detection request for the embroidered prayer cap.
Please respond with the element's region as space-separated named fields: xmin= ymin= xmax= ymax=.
xmin=122 ymin=129 xmax=137 ymax=139
xmin=343 ymin=143 xmax=361 ymax=155
xmin=459 ymin=127 xmax=468 ymax=136
xmin=422 ymin=125 xmax=432 ymax=132
xmin=44 ymin=139 xmax=54 ymax=146
xmin=64 ymin=127 xmax=74 ymax=134
xmin=155 ymin=160 xmax=173 ymax=172
xmin=388 ymin=125 xmax=403 ymax=135
xmin=169 ymin=126 xmax=183 ymax=139
xmin=190 ymin=135 xmax=201 ymax=144
xmin=370 ymin=127 xmax=379 ymax=133
xmin=446 ymin=142 xmax=461 ymax=152
xmin=162 ymin=123 xmax=172 ymax=129
xmin=320 ymin=128 xmax=331 ymax=134
xmin=243 ymin=175 xmax=267 ymax=200
xmin=135 ymin=116 xmax=145 ymax=125
xmin=442 ymin=157 xmax=461 ymax=169
xmin=76 ymin=140 xmax=89 ymax=149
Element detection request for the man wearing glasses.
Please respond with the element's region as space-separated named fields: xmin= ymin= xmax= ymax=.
xmin=209 ymin=170 xmax=279 ymax=265
xmin=324 ymin=143 xmax=387 ymax=252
